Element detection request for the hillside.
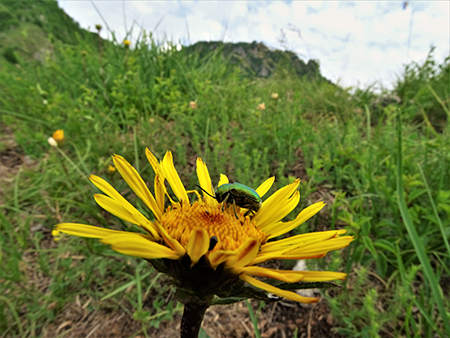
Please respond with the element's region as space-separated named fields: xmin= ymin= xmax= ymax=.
xmin=183 ymin=41 xmax=327 ymax=81
xmin=0 ymin=0 xmax=328 ymax=84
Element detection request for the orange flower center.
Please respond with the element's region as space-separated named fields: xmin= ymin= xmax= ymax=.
xmin=161 ymin=200 xmax=268 ymax=251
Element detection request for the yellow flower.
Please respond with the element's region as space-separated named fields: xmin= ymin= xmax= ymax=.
xmin=257 ymin=102 xmax=265 ymax=110
xmin=189 ymin=101 xmax=197 ymax=109
xmin=52 ymin=130 xmax=65 ymax=145
xmin=123 ymin=39 xmax=131 ymax=47
xmin=271 ymin=93 xmax=279 ymax=99
xmin=53 ymin=149 xmax=353 ymax=303
xmin=108 ymin=165 xmax=116 ymax=173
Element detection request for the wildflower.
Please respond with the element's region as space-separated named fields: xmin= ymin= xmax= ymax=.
xmin=47 ymin=137 xmax=58 ymax=147
xmin=271 ymin=93 xmax=279 ymax=99
xmin=257 ymin=102 xmax=266 ymax=110
xmin=81 ymin=50 xmax=87 ymax=56
xmin=123 ymin=39 xmax=131 ymax=48
xmin=108 ymin=165 xmax=116 ymax=173
xmin=189 ymin=101 xmax=197 ymax=109
xmin=53 ymin=149 xmax=353 ymax=335
xmin=52 ymin=130 xmax=65 ymax=144
xmin=43 ymin=99 xmax=48 ymax=105
xmin=95 ymin=24 xmax=102 ymax=31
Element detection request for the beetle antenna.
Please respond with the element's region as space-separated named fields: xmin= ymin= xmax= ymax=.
xmin=196 ymin=185 xmax=216 ymax=199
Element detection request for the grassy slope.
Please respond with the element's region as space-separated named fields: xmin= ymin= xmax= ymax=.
xmin=0 ymin=1 xmax=449 ymax=337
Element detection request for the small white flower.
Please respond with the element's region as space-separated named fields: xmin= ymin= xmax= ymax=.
xmin=48 ymin=137 xmax=58 ymax=147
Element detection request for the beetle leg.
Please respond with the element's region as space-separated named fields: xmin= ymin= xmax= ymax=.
xmin=232 ymin=199 xmax=239 ymax=219
xmin=243 ymin=207 xmax=253 ymax=218
xmin=221 ymin=193 xmax=230 ymax=212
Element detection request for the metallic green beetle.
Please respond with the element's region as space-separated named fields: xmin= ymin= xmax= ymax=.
xmin=198 ymin=182 xmax=262 ymax=218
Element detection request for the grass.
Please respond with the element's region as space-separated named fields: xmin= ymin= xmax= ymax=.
xmin=1 ymin=8 xmax=449 ymax=337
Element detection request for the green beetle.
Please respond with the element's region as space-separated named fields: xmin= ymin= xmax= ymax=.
xmin=198 ymin=182 xmax=262 ymax=218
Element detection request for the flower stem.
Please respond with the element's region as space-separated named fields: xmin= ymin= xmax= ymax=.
xmin=180 ymin=301 xmax=209 ymax=338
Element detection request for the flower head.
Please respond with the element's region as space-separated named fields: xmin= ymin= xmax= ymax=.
xmin=53 ymin=149 xmax=353 ymax=304
xmin=47 ymin=137 xmax=58 ymax=147
xmin=108 ymin=165 xmax=116 ymax=173
xmin=189 ymin=101 xmax=197 ymax=109
xmin=95 ymin=24 xmax=102 ymax=31
xmin=257 ymin=102 xmax=266 ymax=110
xmin=271 ymin=93 xmax=279 ymax=99
xmin=123 ymin=39 xmax=131 ymax=48
xmin=50 ymin=130 xmax=64 ymax=146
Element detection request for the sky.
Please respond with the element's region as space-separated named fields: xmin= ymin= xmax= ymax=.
xmin=57 ymin=1 xmax=449 ymax=89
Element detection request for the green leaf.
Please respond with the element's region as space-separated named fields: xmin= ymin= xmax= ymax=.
xmin=198 ymin=328 xmax=211 ymax=338
xmin=362 ymin=236 xmax=378 ymax=258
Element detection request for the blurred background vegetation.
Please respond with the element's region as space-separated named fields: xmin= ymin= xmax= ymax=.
xmin=1 ymin=1 xmax=449 ymax=337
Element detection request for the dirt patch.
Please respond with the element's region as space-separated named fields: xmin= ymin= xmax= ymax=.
xmin=0 ymin=125 xmax=38 ymax=193
xmin=43 ymin=296 xmax=343 ymax=338
xmin=202 ymin=299 xmax=342 ymax=338
xmin=287 ymin=148 xmax=308 ymax=181
xmin=43 ymin=301 xmax=181 ymax=338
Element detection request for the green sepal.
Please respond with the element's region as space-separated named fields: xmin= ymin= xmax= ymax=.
xmin=268 ymin=280 xmax=343 ymax=291
xmin=211 ymin=283 xmax=278 ymax=305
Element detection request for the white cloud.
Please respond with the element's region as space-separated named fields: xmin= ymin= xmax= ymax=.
xmin=131 ymin=2 xmax=153 ymax=15
xmin=57 ymin=0 xmax=449 ymax=89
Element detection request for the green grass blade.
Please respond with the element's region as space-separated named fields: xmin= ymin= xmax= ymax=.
xmin=417 ymin=164 xmax=450 ymax=259
xmin=396 ymin=112 xmax=450 ymax=336
xmin=101 ymin=271 xmax=151 ymax=301
xmin=245 ymin=300 xmax=261 ymax=338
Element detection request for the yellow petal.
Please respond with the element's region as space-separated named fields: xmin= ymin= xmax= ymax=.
xmin=154 ymin=175 xmax=165 ymax=212
xmin=237 ymin=266 xmax=305 ymax=283
xmin=161 ymin=151 xmax=189 ymax=201
xmin=241 ymin=266 xmax=347 ymax=282
xmin=262 ymin=230 xmax=347 ymax=253
xmin=89 ymin=175 xmax=156 ymax=226
xmin=152 ymin=220 xmax=186 ymax=256
xmin=256 ymin=191 xmax=300 ymax=230
xmin=251 ymin=236 xmax=353 ymax=264
xmin=285 ymin=236 xmax=354 ymax=256
xmin=255 ymin=176 xmax=275 ymax=197
xmin=239 ymin=274 xmax=320 ymax=304
xmin=208 ymin=249 xmax=236 ymax=267
xmin=145 ymin=148 xmax=163 ymax=176
xmin=101 ymin=233 xmax=180 ymax=260
xmin=55 ymin=223 xmax=125 ymax=238
xmin=292 ymin=270 xmax=347 ymax=282
xmin=186 ymin=227 xmax=210 ymax=265
xmin=93 ymin=194 xmax=159 ymax=238
xmin=112 ymin=155 xmax=162 ymax=220
xmin=196 ymin=158 xmax=217 ymax=205
xmin=94 ymin=194 xmax=136 ymax=224
xmin=218 ymin=174 xmax=229 ymax=187
xmin=264 ymin=201 xmax=326 ymax=238
xmin=251 ymin=252 xmax=327 ymax=265
xmin=253 ymin=179 xmax=300 ymax=228
xmin=225 ymin=238 xmax=259 ymax=268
